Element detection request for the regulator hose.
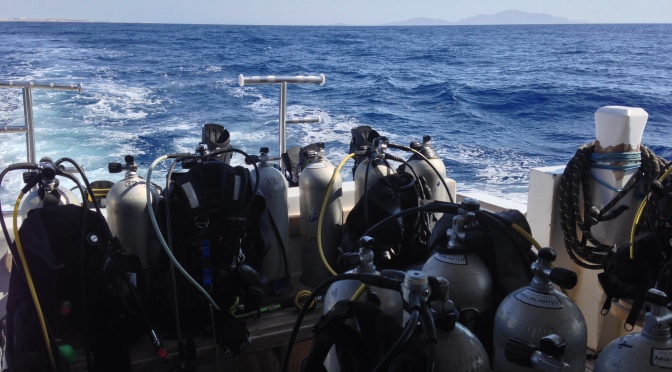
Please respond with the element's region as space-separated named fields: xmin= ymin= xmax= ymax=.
xmin=55 ymin=157 xmax=101 ymax=214
xmin=558 ymin=142 xmax=666 ymax=269
xmin=317 ymin=153 xmax=355 ymax=276
xmin=146 ymin=154 xmax=220 ymax=310
xmin=359 ymin=202 xmax=461 ymax=244
xmin=371 ymin=308 xmax=420 ymax=372
xmin=13 ymin=192 xmax=58 ymax=372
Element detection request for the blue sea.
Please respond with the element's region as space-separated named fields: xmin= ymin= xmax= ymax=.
xmin=1 ymin=22 xmax=671 ymax=209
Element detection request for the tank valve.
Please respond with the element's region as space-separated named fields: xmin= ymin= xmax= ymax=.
xmin=505 ymin=334 xmax=569 ymax=371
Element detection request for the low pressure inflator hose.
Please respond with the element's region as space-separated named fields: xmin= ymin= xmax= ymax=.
xmin=146 ymin=154 xmax=220 ymax=310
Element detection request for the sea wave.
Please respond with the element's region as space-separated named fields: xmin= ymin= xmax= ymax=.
xmin=1 ymin=23 xmax=671 ymax=211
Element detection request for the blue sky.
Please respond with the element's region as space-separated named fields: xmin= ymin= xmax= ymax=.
xmin=2 ymin=0 xmax=671 ymax=25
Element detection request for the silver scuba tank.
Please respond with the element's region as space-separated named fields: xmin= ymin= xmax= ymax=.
xmin=421 ymin=198 xmax=494 ymax=316
xmin=299 ymin=142 xmax=343 ymax=288
xmin=20 ymin=157 xmax=81 ymax=219
xmin=493 ymin=247 xmax=587 ymax=371
xmin=322 ymin=240 xmax=404 ymax=371
xmin=430 ymin=277 xmax=491 ymax=372
xmin=595 ymin=288 xmax=672 ymax=371
xmin=354 ymin=137 xmax=395 ymax=206
xmin=405 ymin=135 xmax=448 ymax=203
xmin=249 ymin=147 xmax=290 ymax=285
xmin=106 ymin=155 xmax=159 ymax=270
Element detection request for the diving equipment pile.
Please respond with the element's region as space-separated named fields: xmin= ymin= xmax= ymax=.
xmin=1 ymin=157 xmax=165 ymax=372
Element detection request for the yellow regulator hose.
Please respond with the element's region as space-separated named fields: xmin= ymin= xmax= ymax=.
xmin=511 ymin=222 xmax=543 ymax=251
xmin=317 ymin=153 xmax=355 ymax=276
xmin=13 ymin=193 xmax=58 ymax=372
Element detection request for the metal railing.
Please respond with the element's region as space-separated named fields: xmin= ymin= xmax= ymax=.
xmin=0 ymin=81 xmax=83 ymax=163
xmin=238 ymin=74 xmax=325 ymax=163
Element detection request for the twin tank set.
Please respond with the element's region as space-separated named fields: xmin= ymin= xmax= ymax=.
xmin=8 ymin=127 xmax=667 ymax=371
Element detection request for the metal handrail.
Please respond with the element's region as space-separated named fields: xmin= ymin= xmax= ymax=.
xmin=0 ymin=81 xmax=82 ymax=163
xmin=238 ymin=74 xmax=325 ymax=163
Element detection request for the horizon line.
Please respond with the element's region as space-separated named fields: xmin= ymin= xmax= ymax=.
xmin=2 ymin=18 xmax=672 ymax=27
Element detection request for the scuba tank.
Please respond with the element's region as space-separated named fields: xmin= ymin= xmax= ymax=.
xmin=595 ymin=288 xmax=672 ymax=371
xmin=106 ymin=155 xmax=159 ymax=270
xmin=353 ymin=136 xmax=395 ymax=206
xmin=493 ymin=247 xmax=586 ymax=371
xmin=299 ymin=142 xmax=343 ymax=288
xmin=19 ymin=157 xmax=81 ymax=219
xmin=428 ymin=276 xmax=491 ymax=371
xmin=322 ymin=237 xmax=404 ymax=371
xmin=404 ymin=135 xmax=448 ymax=204
xmin=421 ymin=198 xmax=494 ymax=318
xmin=402 ymin=135 xmax=449 ymax=223
xmin=249 ymin=147 xmax=290 ymax=286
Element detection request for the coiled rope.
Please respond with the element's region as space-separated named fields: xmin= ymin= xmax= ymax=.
xmin=559 ymin=142 xmax=666 ymax=269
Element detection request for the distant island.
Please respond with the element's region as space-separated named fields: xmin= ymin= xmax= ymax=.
xmin=383 ymin=10 xmax=586 ymax=26
xmin=0 ymin=18 xmax=94 ymax=23
xmin=0 ymin=10 xmax=588 ymax=26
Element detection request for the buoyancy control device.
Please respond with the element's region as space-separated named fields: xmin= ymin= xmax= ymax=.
xmin=1 ymin=158 xmax=165 ymax=372
xmin=148 ymin=140 xmax=289 ymax=360
xmin=299 ymin=142 xmax=343 ymax=287
xmin=322 ymin=238 xmax=404 ymax=371
xmin=597 ymin=163 xmax=672 ymax=329
xmin=341 ymin=129 xmax=438 ymax=271
xmin=595 ymin=288 xmax=672 ymax=371
xmin=19 ymin=157 xmax=81 ymax=218
xmin=493 ymin=247 xmax=586 ymax=372
xmin=107 ymin=155 xmax=160 ymax=271
xmin=339 ymin=171 xmax=420 ymax=268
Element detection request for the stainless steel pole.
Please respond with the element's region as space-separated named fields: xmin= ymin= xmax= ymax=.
xmin=22 ymin=87 xmax=35 ymax=163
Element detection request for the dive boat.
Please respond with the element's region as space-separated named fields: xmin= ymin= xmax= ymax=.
xmin=1 ymin=77 xmax=669 ymax=372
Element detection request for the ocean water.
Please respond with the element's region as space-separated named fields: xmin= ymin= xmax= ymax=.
xmin=1 ymin=22 xmax=671 ymax=209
